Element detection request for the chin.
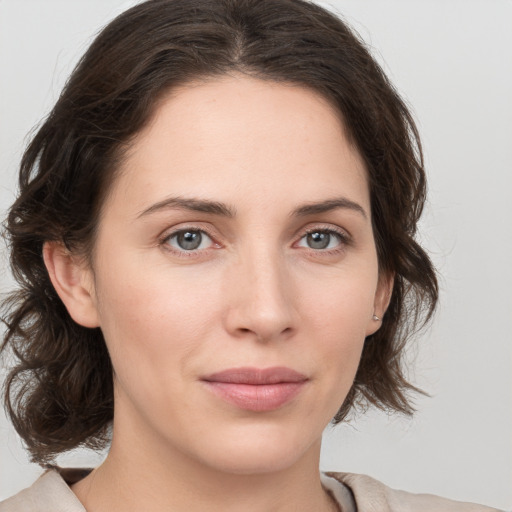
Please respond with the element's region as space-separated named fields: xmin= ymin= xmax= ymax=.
xmin=206 ymin=450 xmax=305 ymax=476
xmin=194 ymin=424 xmax=320 ymax=476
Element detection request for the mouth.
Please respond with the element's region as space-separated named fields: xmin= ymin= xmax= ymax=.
xmin=201 ymin=367 xmax=309 ymax=412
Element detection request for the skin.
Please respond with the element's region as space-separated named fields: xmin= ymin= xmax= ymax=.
xmin=44 ymin=75 xmax=391 ymax=512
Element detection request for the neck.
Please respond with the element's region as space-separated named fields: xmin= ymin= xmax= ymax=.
xmin=72 ymin=425 xmax=337 ymax=512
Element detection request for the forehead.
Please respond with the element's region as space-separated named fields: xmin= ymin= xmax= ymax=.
xmin=110 ymin=75 xmax=369 ymax=217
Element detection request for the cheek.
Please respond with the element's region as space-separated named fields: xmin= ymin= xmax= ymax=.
xmin=302 ymin=265 xmax=377 ymax=338
xmin=93 ymin=258 xmax=218 ymax=383
xmin=93 ymin=238 xmax=377 ymax=398
xmin=299 ymin=266 xmax=377 ymax=382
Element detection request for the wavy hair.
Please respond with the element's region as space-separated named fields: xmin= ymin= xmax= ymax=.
xmin=1 ymin=0 xmax=438 ymax=464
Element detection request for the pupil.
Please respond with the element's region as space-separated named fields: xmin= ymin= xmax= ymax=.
xmin=177 ymin=231 xmax=201 ymax=250
xmin=307 ymin=232 xmax=330 ymax=249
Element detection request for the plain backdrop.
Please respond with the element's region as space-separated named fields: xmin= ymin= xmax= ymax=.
xmin=0 ymin=0 xmax=511 ymax=509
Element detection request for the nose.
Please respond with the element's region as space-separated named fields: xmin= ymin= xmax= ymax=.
xmin=223 ymin=247 xmax=298 ymax=343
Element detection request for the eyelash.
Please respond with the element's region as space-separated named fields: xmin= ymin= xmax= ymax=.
xmin=159 ymin=226 xmax=218 ymax=259
xmin=159 ymin=224 xmax=351 ymax=259
xmin=298 ymin=226 xmax=351 ymax=255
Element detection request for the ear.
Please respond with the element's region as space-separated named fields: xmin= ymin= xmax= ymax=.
xmin=365 ymin=272 xmax=394 ymax=336
xmin=43 ymin=241 xmax=100 ymax=328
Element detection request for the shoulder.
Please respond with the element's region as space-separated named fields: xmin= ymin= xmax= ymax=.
xmin=324 ymin=472 xmax=504 ymax=512
xmin=0 ymin=469 xmax=87 ymax=512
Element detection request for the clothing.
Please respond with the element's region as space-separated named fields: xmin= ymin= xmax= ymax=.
xmin=0 ymin=469 xmax=503 ymax=511
xmin=322 ymin=473 xmax=504 ymax=512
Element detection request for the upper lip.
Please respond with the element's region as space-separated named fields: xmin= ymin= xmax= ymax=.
xmin=202 ymin=366 xmax=308 ymax=385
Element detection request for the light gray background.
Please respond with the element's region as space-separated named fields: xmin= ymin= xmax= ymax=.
xmin=0 ymin=1 xmax=511 ymax=509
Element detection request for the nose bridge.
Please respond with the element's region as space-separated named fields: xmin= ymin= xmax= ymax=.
xmin=225 ymin=238 xmax=296 ymax=341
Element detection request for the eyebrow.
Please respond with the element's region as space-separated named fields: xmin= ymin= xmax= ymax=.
xmin=292 ymin=197 xmax=367 ymax=219
xmin=137 ymin=195 xmax=367 ymax=220
xmin=137 ymin=196 xmax=237 ymax=218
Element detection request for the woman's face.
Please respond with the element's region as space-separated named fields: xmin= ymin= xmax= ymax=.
xmin=76 ymin=75 xmax=389 ymax=474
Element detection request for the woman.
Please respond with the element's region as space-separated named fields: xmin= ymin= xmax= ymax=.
xmin=0 ymin=0 xmax=505 ymax=510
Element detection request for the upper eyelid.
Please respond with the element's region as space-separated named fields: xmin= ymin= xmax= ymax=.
xmin=160 ymin=223 xmax=218 ymax=241
xmin=161 ymin=223 xmax=348 ymax=236
xmin=302 ymin=225 xmax=348 ymax=236
xmin=298 ymin=223 xmax=352 ymax=241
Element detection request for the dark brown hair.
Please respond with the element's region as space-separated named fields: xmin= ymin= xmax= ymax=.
xmin=1 ymin=0 xmax=437 ymax=464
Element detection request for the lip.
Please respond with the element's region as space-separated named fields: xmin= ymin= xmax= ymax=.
xmin=202 ymin=367 xmax=308 ymax=412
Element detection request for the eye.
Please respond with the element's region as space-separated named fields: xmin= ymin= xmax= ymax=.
xmin=296 ymin=229 xmax=345 ymax=250
xmin=164 ymin=229 xmax=214 ymax=252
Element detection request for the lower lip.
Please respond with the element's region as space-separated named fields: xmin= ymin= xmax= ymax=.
xmin=203 ymin=381 xmax=306 ymax=412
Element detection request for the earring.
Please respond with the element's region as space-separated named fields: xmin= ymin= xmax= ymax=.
xmin=372 ymin=314 xmax=381 ymax=321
